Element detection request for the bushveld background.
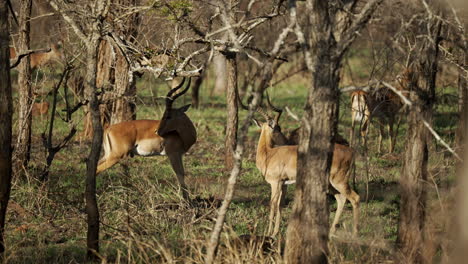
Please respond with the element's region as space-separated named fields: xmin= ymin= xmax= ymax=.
xmin=2 ymin=0 xmax=466 ymax=263
xmin=6 ymin=56 xmax=459 ymax=263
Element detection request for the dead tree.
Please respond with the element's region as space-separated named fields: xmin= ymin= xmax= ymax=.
xmin=285 ymin=0 xmax=383 ymax=263
xmin=0 ymin=0 xmax=13 ymax=254
xmin=13 ymin=0 xmax=33 ymax=173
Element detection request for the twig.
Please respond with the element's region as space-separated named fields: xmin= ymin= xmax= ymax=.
xmin=285 ymin=106 xmax=300 ymax=121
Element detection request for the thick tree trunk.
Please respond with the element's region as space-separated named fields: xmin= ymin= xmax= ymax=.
xmin=81 ymin=40 xmax=112 ymax=140
xmin=285 ymin=2 xmax=338 ymax=263
xmin=0 ymin=0 xmax=12 ymax=253
xmin=14 ymin=0 xmax=33 ymax=172
xmin=84 ymin=37 xmax=104 ymax=260
xmin=396 ymin=18 xmax=441 ymax=264
xmin=111 ymin=51 xmax=136 ymax=124
xmin=224 ymin=52 xmax=238 ymax=170
xmin=111 ymin=0 xmax=138 ymax=124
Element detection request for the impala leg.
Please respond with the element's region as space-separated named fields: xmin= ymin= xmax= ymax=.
xmin=330 ymin=193 xmax=346 ymax=235
xmin=268 ymin=181 xmax=280 ymax=236
xmin=350 ymin=115 xmax=356 ymax=147
xmin=96 ymin=156 xmax=121 ymax=174
xmin=387 ymin=122 xmax=394 ymax=153
xmin=348 ymin=189 xmax=360 ymax=236
xmin=273 ymin=183 xmax=284 ymax=237
xmin=168 ymin=153 xmax=189 ymax=200
xmin=377 ymin=123 xmax=384 ymax=154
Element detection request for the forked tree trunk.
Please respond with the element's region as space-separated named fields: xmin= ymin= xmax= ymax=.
xmin=396 ymin=18 xmax=441 ymax=264
xmin=14 ymin=0 xmax=33 ymax=172
xmin=0 ymin=0 xmax=13 ymax=253
xmin=224 ymin=52 xmax=238 ymax=170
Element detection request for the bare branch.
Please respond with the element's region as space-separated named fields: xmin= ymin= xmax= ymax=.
xmin=336 ymin=0 xmax=383 ymax=57
xmin=48 ymin=0 xmax=88 ymax=44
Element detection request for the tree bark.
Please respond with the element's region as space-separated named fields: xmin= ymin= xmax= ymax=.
xmin=224 ymin=52 xmax=238 ymax=170
xmin=456 ymin=39 xmax=467 ymax=156
xmin=396 ymin=17 xmax=441 ymax=264
xmin=285 ymin=2 xmax=338 ymax=263
xmin=84 ymin=38 xmax=103 ymax=260
xmin=81 ymin=40 xmax=112 ymax=140
xmin=212 ymin=52 xmax=227 ymax=96
xmin=0 ymin=0 xmax=13 ymax=254
xmin=110 ymin=0 xmax=139 ymax=124
xmin=14 ymin=0 xmax=33 ymax=172
xmin=285 ymin=0 xmax=382 ymax=262
xmin=191 ymin=71 xmax=205 ymax=109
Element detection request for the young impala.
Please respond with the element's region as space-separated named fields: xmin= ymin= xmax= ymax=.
xmin=96 ymin=78 xmax=196 ymax=199
xmin=252 ymin=102 xmax=359 ymax=237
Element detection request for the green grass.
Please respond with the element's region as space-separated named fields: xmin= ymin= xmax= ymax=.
xmin=5 ymin=59 xmax=460 ymax=263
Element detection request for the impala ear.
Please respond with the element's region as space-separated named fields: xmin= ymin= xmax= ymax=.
xmin=179 ymin=104 xmax=191 ymax=112
xmin=252 ymin=118 xmax=261 ymax=128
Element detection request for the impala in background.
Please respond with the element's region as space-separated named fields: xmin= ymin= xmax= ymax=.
xmin=10 ymin=42 xmax=64 ymax=70
xmin=349 ymin=69 xmax=412 ymax=153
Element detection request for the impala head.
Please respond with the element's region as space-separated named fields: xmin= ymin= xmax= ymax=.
xmin=157 ymin=77 xmax=192 ymax=137
xmin=246 ymin=93 xmax=290 ymax=147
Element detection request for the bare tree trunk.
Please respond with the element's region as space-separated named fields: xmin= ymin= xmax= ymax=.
xmin=224 ymin=52 xmax=238 ymax=170
xmin=0 ymin=0 xmax=13 ymax=253
xmin=284 ymin=2 xmax=337 ymax=260
xmin=191 ymin=71 xmax=205 ymax=109
xmin=212 ymin=52 xmax=227 ymax=96
xmin=14 ymin=0 xmax=33 ymax=172
xmin=111 ymin=51 xmax=136 ymax=124
xmin=81 ymin=40 xmax=112 ymax=140
xmin=285 ymin=0 xmax=382 ymax=262
xmin=456 ymin=41 xmax=467 ymax=155
xmin=111 ymin=0 xmax=139 ymax=124
xmin=84 ymin=39 xmax=103 ymax=260
xmin=455 ymin=119 xmax=468 ymax=262
xmin=396 ymin=17 xmax=441 ymax=264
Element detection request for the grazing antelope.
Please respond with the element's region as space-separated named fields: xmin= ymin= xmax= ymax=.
xmin=252 ymin=103 xmax=359 ymax=237
xmin=96 ymin=78 xmax=196 ymax=199
xmin=349 ymin=70 xmax=412 ymax=153
xmin=10 ymin=43 xmax=64 ymax=69
xmin=31 ymin=101 xmax=49 ymax=116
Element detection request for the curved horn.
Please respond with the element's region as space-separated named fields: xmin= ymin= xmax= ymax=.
xmin=266 ymin=92 xmax=283 ymax=123
xmin=166 ymin=77 xmax=191 ymax=106
xmin=167 ymin=77 xmax=186 ymax=98
xmin=256 ymin=106 xmax=271 ymax=121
